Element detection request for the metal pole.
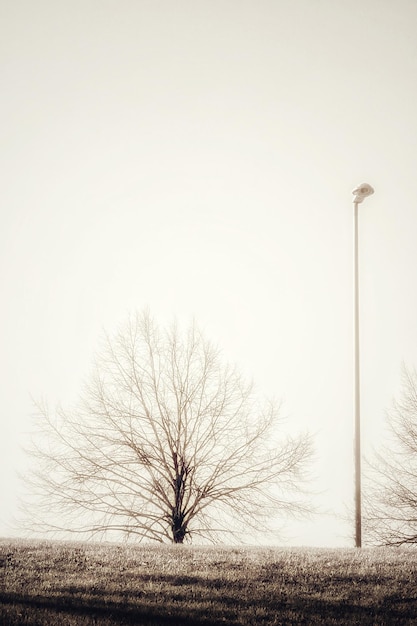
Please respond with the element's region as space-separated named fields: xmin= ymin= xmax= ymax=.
xmin=354 ymin=200 xmax=361 ymax=548
xmin=351 ymin=183 xmax=373 ymax=549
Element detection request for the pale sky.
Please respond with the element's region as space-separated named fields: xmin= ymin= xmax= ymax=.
xmin=2 ymin=0 xmax=417 ymax=546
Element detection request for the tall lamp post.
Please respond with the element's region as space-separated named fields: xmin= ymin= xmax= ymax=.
xmin=352 ymin=183 xmax=374 ymax=548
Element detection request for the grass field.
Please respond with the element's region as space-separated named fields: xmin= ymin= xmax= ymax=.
xmin=1 ymin=539 xmax=416 ymax=625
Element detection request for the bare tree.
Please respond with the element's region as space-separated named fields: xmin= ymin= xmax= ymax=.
xmin=365 ymin=365 xmax=417 ymax=546
xmin=23 ymin=310 xmax=313 ymax=544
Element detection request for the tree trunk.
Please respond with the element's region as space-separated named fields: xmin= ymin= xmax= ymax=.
xmin=171 ymin=453 xmax=188 ymax=543
xmin=171 ymin=512 xmax=186 ymax=543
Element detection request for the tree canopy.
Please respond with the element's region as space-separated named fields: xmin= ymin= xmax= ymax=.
xmin=24 ymin=310 xmax=313 ymax=543
xmin=365 ymin=365 xmax=417 ymax=546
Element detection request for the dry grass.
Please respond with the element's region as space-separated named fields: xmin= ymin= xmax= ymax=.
xmin=1 ymin=539 xmax=417 ymax=624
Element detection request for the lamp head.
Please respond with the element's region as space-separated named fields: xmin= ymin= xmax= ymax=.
xmin=352 ymin=183 xmax=374 ymax=204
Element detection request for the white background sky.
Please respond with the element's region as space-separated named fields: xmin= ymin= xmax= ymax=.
xmin=2 ymin=0 xmax=417 ymax=546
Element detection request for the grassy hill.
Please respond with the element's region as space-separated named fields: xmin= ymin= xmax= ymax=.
xmin=1 ymin=538 xmax=416 ymax=624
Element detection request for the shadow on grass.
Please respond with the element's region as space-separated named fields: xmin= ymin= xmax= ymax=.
xmin=1 ymin=590 xmax=221 ymax=626
xmin=1 ymin=582 xmax=417 ymax=626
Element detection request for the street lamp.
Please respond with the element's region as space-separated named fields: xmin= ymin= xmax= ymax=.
xmin=352 ymin=182 xmax=374 ymax=548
